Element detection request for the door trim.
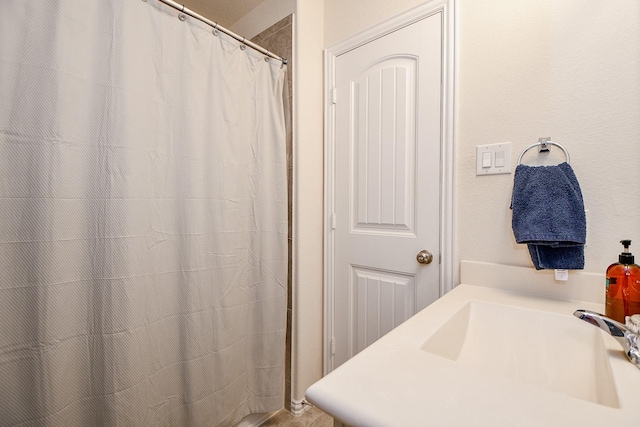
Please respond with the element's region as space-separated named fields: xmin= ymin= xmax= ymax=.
xmin=323 ymin=0 xmax=456 ymax=374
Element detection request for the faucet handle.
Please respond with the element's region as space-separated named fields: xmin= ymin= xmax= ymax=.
xmin=627 ymin=314 xmax=640 ymax=334
xmin=574 ymin=309 xmax=640 ymax=370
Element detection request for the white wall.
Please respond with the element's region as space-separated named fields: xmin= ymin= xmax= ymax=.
xmin=324 ymin=0 xmax=426 ymax=47
xmin=291 ymin=0 xmax=325 ymax=406
xmin=456 ymin=0 xmax=640 ymax=274
xmin=228 ymin=0 xmax=295 ymax=39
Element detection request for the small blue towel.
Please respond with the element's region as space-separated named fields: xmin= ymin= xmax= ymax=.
xmin=511 ymin=162 xmax=586 ymax=270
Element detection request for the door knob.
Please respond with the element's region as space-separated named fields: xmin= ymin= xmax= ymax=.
xmin=416 ymin=250 xmax=433 ymax=265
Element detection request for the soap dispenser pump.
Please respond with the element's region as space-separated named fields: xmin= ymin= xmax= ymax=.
xmin=605 ymin=240 xmax=640 ymax=323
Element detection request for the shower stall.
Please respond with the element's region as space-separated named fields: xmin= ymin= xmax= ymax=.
xmin=0 ymin=0 xmax=288 ymax=425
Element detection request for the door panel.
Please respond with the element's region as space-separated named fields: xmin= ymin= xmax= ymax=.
xmin=351 ymin=266 xmax=415 ymax=354
xmin=352 ymin=57 xmax=416 ymax=234
xmin=333 ymin=13 xmax=443 ymax=370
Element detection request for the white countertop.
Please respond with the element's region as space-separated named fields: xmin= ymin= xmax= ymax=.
xmin=306 ymin=262 xmax=640 ymax=426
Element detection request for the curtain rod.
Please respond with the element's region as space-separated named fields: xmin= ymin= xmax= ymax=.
xmin=156 ymin=0 xmax=288 ymax=66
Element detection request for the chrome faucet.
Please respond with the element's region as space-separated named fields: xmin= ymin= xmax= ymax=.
xmin=573 ymin=310 xmax=640 ymax=370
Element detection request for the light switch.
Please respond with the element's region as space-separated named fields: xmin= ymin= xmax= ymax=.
xmin=476 ymin=142 xmax=512 ymax=175
xmin=482 ymin=152 xmax=492 ymax=168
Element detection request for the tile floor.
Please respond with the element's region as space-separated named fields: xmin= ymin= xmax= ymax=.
xmin=262 ymin=406 xmax=333 ymax=427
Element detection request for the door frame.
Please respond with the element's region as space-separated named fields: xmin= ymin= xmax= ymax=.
xmin=323 ymin=0 xmax=456 ymax=374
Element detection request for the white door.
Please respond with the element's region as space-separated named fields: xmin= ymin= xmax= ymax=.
xmin=332 ymin=13 xmax=443 ymax=369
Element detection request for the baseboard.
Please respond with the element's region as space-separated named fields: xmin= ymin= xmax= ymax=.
xmin=290 ymin=398 xmax=312 ymax=416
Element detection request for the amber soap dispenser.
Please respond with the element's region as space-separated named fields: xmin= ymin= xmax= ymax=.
xmin=605 ymin=240 xmax=640 ymax=323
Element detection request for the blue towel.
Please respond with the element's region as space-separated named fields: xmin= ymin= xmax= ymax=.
xmin=511 ymin=162 xmax=586 ymax=270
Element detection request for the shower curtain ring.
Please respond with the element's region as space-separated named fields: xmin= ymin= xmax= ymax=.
xmin=240 ymin=37 xmax=246 ymax=50
xmin=178 ymin=4 xmax=187 ymax=21
xmin=212 ymin=22 xmax=219 ymax=36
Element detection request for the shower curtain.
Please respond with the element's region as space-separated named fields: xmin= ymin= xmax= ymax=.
xmin=0 ymin=1 xmax=287 ymax=426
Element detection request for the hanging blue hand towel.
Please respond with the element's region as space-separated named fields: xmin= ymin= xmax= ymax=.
xmin=511 ymin=162 xmax=586 ymax=270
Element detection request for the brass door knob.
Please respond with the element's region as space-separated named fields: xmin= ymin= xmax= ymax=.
xmin=416 ymin=250 xmax=433 ymax=265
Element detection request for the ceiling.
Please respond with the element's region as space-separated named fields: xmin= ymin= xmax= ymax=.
xmin=181 ymin=0 xmax=267 ymax=27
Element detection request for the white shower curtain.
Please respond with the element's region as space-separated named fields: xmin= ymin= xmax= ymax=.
xmin=0 ymin=1 xmax=287 ymax=426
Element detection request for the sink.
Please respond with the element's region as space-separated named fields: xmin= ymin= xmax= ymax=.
xmin=306 ymin=265 xmax=640 ymax=427
xmin=420 ymin=301 xmax=619 ymax=407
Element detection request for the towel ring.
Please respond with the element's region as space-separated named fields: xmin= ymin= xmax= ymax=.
xmin=517 ymin=138 xmax=570 ymax=165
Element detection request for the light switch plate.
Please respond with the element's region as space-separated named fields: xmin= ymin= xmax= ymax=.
xmin=476 ymin=142 xmax=512 ymax=175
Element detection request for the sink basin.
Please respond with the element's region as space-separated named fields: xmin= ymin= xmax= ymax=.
xmin=420 ymin=301 xmax=619 ymax=407
xmin=306 ymin=264 xmax=640 ymax=427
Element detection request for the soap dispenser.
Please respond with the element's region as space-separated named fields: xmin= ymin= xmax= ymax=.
xmin=605 ymin=240 xmax=640 ymax=323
